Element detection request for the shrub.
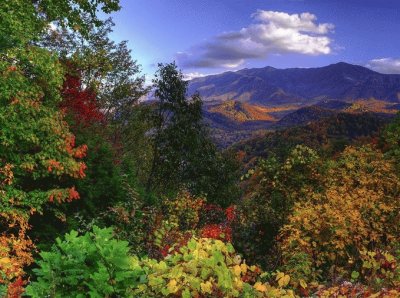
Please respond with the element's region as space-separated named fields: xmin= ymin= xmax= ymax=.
xmin=25 ymin=226 xmax=145 ymax=297
xmin=136 ymin=237 xmax=296 ymax=298
xmin=279 ymin=146 xmax=400 ymax=283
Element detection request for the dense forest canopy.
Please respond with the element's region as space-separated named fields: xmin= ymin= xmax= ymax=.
xmin=0 ymin=1 xmax=399 ymax=297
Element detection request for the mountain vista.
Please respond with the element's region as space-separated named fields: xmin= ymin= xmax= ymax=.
xmin=188 ymin=62 xmax=400 ymax=146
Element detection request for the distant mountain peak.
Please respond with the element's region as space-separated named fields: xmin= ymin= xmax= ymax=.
xmin=188 ymin=62 xmax=400 ymax=105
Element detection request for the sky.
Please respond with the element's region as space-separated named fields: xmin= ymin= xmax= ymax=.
xmin=105 ymin=0 xmax=400 ymax=79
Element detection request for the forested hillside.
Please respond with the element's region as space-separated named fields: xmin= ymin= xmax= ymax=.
xmin=1 ymin=1 xmax=399 ymax=297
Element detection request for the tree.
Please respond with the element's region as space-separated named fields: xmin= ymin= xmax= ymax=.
xmin=0 ymin=0 xmax=120 ymax=293
xmin=61 ymin=62 xmax=105 ymax=126
xmin=41 ymin=17 xmax=148 ymax=124
xmin=147 ymin=62 xmax=240 ymax=205
xmin=236 ymin=145 xmax=322 ymax=268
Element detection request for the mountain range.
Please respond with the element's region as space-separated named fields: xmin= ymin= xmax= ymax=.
xmin=189 ymin=62 xmax=400 ymax=105
xmin=187 ymin=62 xmax=400 ymax=147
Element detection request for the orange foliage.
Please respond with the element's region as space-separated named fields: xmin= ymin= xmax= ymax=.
xmin=0 ymin=213 xmax=34 ymax=297
xmin=68 ymin=187 xmax=80 ymax=201
xmin=47 ymin=159 xmax=62 ymax=173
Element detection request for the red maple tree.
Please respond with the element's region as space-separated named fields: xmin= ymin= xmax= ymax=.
xmin=61 ymin=63 xmax=105 ymax=126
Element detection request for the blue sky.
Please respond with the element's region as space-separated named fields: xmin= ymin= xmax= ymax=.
xmin=106 ymin=0 xmax=400 ymax=79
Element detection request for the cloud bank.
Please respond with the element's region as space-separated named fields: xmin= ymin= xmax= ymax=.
xmin=177 ymin=10 xmax=334 ymax=69
xmin=366 ymin=58 xmax=400 ymax=74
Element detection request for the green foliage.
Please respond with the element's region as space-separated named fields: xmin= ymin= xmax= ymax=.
xmin=42 ymin=18 xmax=147 ymax=123
xmin=28 ymin=127 xmax=130 ymax=247
xmin=120 ymin=105 xmax=155 ymax=189
xmin=27 ymin=227 xmax=298 ymax=297
xmin=233 ymin=112 xmax=388 ymax=164
xmin=236 ymin=145 xmax=322 ymax=268
xmin=0 ymin=0 xmax=120 ymax=292
xmin=3 ymin=2 xmax=400 ymax=297
xmin=1 ymin=0 xmax=120 ymax=50
xmin=26 ymin=226 xmax=144 ymax=297
xmin=147 ymin=62 xmax=240 ymax=206
xmin=358 ymin=247 xmax=400 ymax=289
xmin=63 ymin=127 xmax=125 ymax=218
xmin=99 ymin=181 xmax=151 ymax=256
xmin=26 ymin=13 xmax=150 ymax=251
xmin=0 ymin=0 xmax=120 ymax=214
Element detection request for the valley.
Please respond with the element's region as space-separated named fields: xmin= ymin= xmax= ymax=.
xmin=189 ymin=63 xmax=400 ymax=146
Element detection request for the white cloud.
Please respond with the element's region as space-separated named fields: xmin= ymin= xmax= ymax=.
xmin=365 ymin=58 xmax=400 ymax=74
xmin=177 ymin=10 xmax=334 ymax=69
xmin=183 ymin=72 xmax=208 ymax=81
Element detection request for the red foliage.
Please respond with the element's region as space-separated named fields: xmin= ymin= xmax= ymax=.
xmin=200 ymin=224 xmax=232 ymax=242
xmin=68 ymin=187 xmax=80 ymax=201
xmin=160 ymin=244 xmax=171 ymax=257
xmin=76 ymin=162 xmax=87 ymax=178
xmin=199 ymin=204 xmax=236 ymax=242
xmin=225 ymin=205 xmax=236 ymax=222
xmin=49 ymin=191 xmax=63 ymax=203
xmin=65 ymin=135 xmax=87 ymax=161
xmin=160 ymin=232 xmax=194 ymax=257
xmin=61 ymin=63 xmax=105 ymax=126
xmin=7 ymin=277 xmax=25 ymax=298
xmin=74 ymin=144 xmax=88 ymax=159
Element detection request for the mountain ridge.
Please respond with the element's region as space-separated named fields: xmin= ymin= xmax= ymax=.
xmin=189 ymin=62 xmax=400 ymax=105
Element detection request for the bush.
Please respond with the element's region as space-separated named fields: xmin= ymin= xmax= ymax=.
xmin=136 ymin=237 xmax=296 ymax=298
xmin=25 ymin=226 xmax=145 ymax=297
xmin=26 ymin=225 xmax=297 ymax=297
xmin=279 ymin=146 xmax=400 ymax=283
xmin=236 ymin=145 xmax=322 ymax=268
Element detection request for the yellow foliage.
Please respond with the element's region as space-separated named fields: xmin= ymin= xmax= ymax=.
xmin=137 ymin=237 xmax=297 ymax=297
xmin=167 ymin=279 xmax=178 ymax=294
xmin=279 ymin=146 xmax=400 ymax=282
xmin=0 ymin=212 xmax=33 ymax=295
xmin=0 ymin=164 xmax=34 ymax=294
xmin=200 ymin=281 xmax=213 ymax=294
xmin=254 ymin=281 xmax=267 ymax=292
xmin=233 ymin=264 xmax=242 ymax=276
xmin=276 ymin=272 xmax=291 ymax=287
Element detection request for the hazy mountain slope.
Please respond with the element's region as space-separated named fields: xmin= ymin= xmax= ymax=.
xmin=189 ymin=62 xmax=400 ymax=105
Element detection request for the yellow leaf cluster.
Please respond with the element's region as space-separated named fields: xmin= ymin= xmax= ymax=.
xmin=279 ymin=146 xmax=400 ymax=281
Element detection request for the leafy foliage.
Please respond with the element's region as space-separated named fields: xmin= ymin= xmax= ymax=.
xmin=61 ymin=63 xmax=104 ymax=126
xmin=3 ymin=2 xmax=400 ymax=297
xmin=26 ymin=226 xmax=143 ymax=297
xmin=0 ymin=0 xmax=120 ymax=293
xmin=279 ymin=146 xmax=400 ymax=283
xmin=28 ymin=227 xmax=297 ymax=298
xmin=147 ymin=63 xmax=240 ymax=205
xmin=147 ymin=191 xmax=238 ymax=259
xmin=0 ymin=210 xmax=33 ymax=297
xmin=237 ymin=145 xmax=322 ymax=267
xmin=137 ymin=237 xmax=296 ymax=298
xmin=42 ymin=17 xmax=147 ymax=124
